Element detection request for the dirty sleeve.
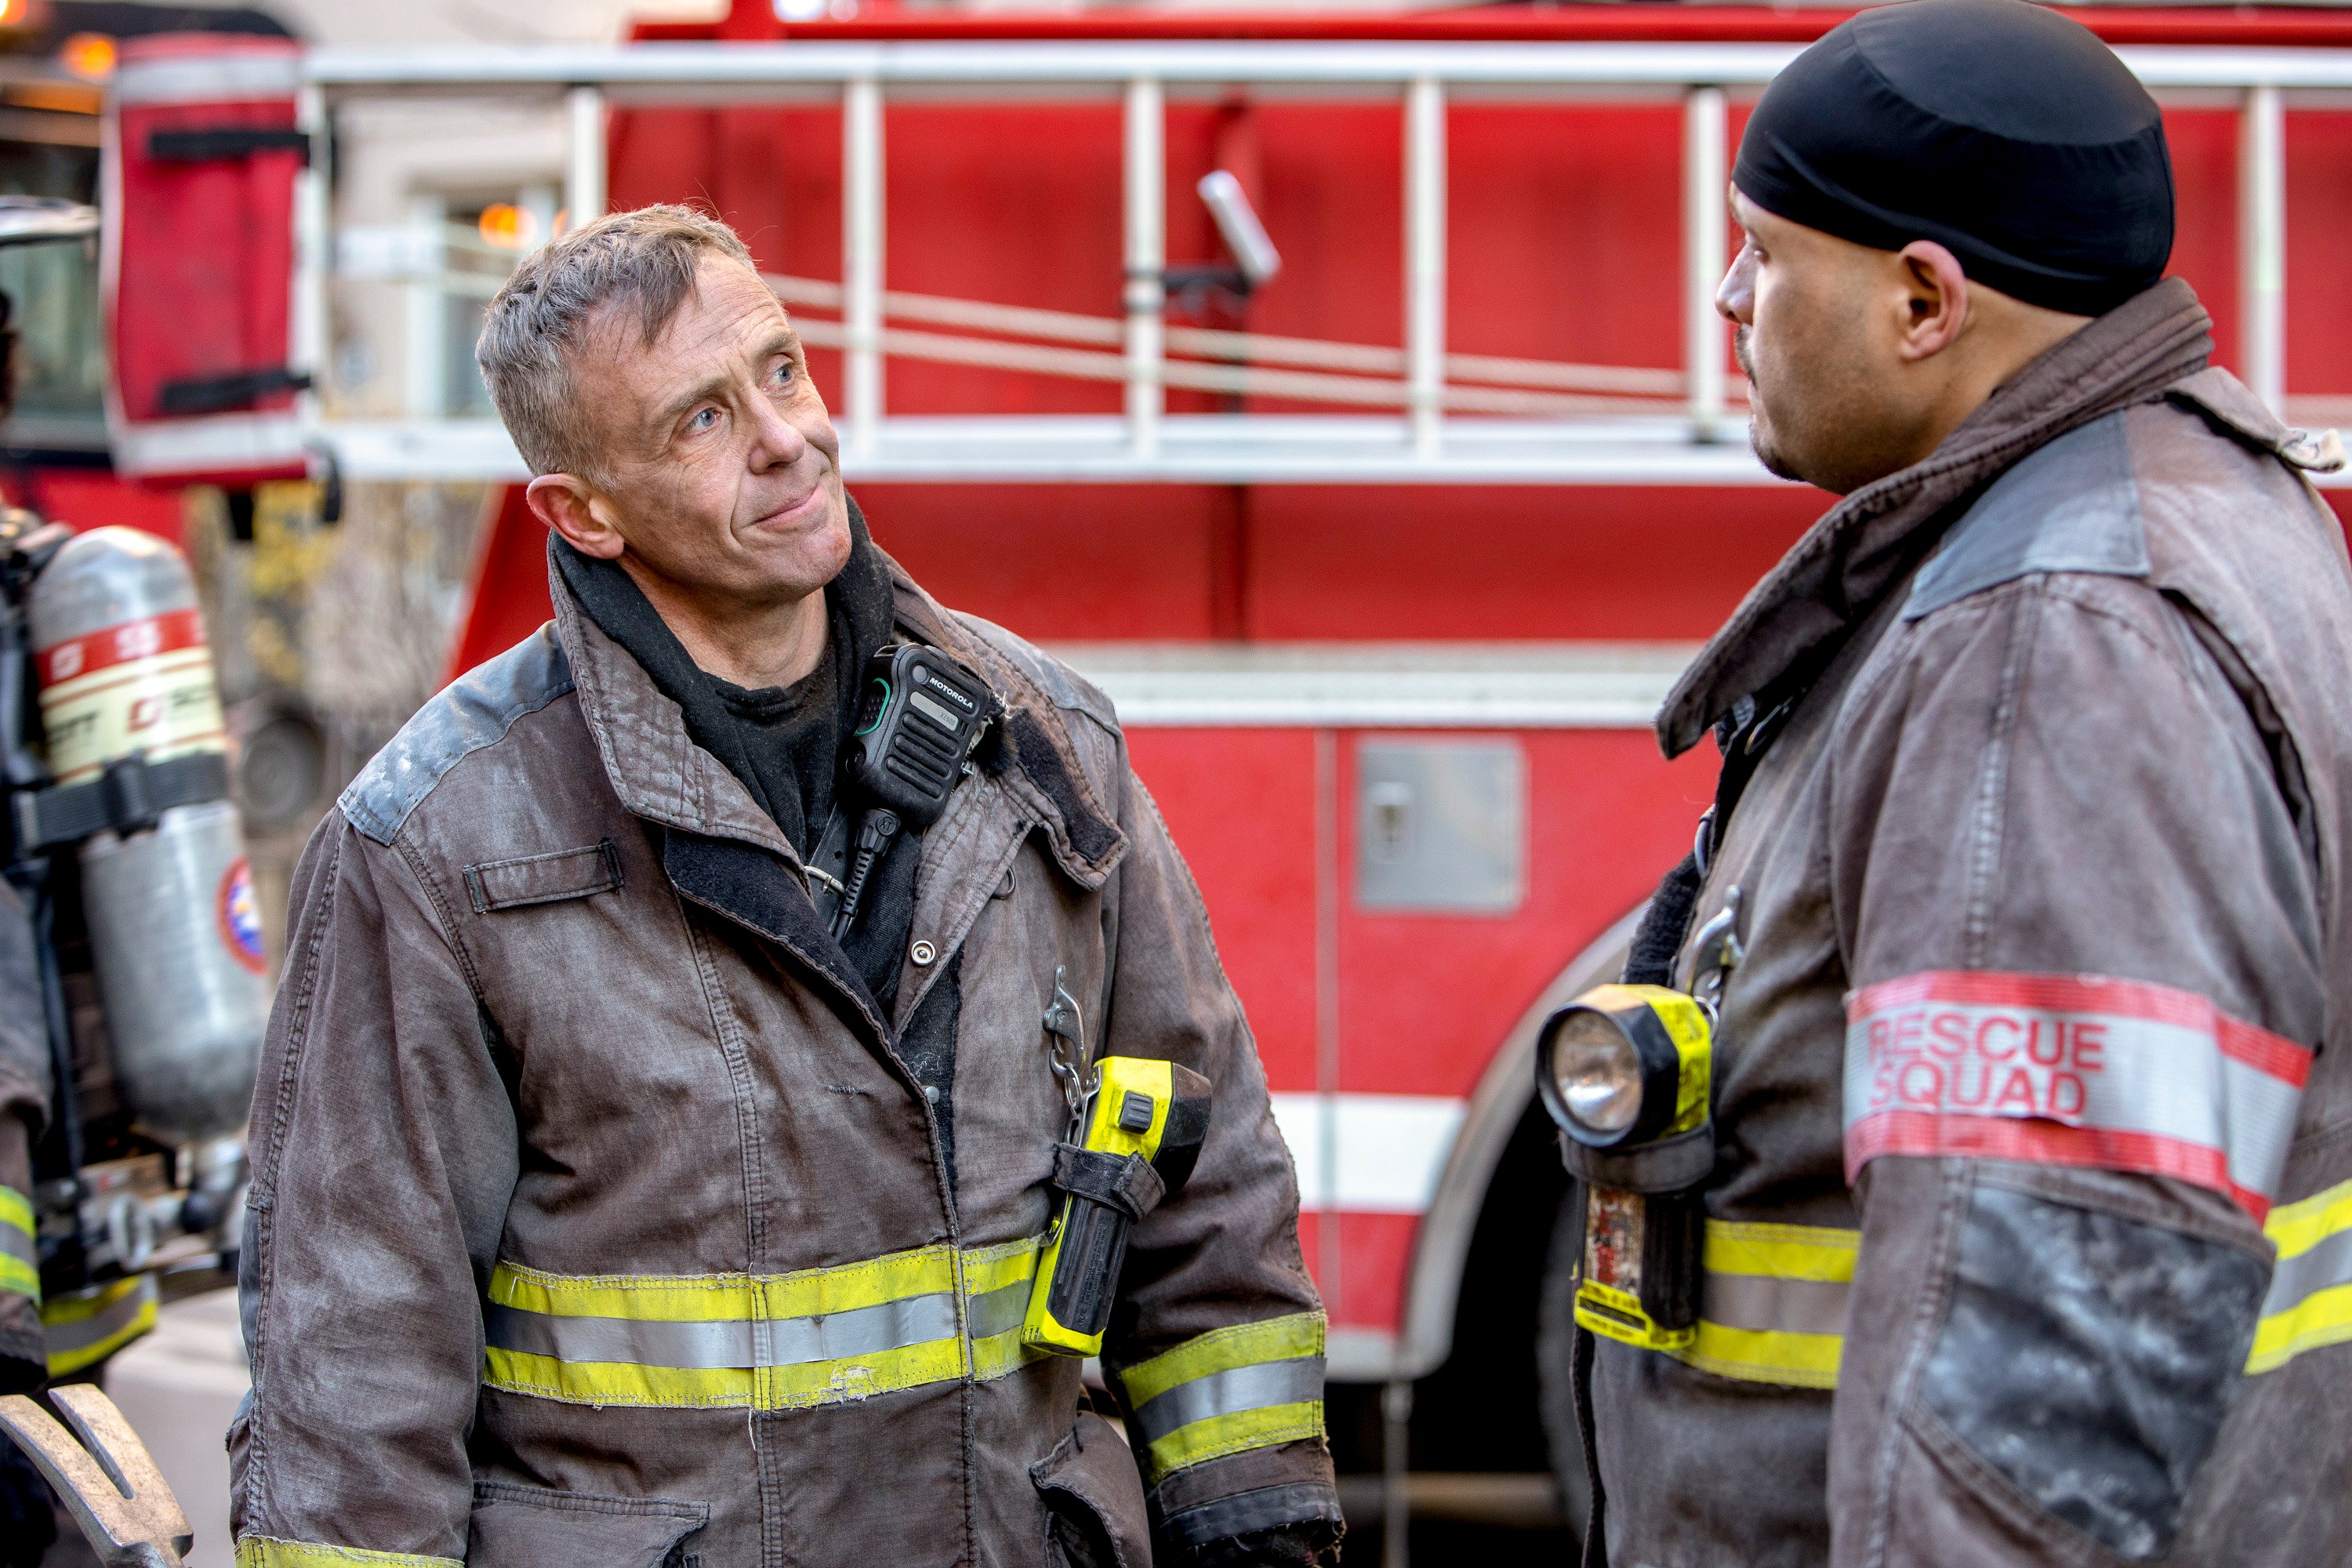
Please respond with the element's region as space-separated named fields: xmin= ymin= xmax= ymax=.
xmin=228 ymin=812 xmax=519 ymax=1566
xmin=1822 ymin=572 xmax=2321 ymax=1567
xmin=0 ymin=877 xmax=43 ymax=1390
xmin=1093 ymin=755 xmax=1343 ymax=1565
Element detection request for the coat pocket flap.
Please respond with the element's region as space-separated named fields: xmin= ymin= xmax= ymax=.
xmin=468 ymin=1479 xmax=708 ymax=1568
xmin=463 ymin=841 xmax=624 ymax=913
xmin=1033 ymin=1411 xmax=1153 ymax=1568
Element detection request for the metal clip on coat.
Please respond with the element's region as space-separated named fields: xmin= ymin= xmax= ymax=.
xmin=1024 ymin=978 xmax=1213 ymax=1356
xmin=1538 ymin=984 xmax=1714 ymax=1350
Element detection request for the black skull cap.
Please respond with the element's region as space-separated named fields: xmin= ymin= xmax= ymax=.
xmin=1733 ymin=0 xmax=2173 ymax=317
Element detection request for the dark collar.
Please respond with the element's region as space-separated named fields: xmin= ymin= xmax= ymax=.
xmin=548 ymin=494 xmax=899 ymax=822
xmin=546 ymin=497 xmax=1127 ymax=889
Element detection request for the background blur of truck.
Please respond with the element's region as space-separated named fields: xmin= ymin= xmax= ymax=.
xmin=13 ymin=0 xmax=2352 ymax=1563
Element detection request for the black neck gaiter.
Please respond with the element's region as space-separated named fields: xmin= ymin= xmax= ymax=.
xmin=551 ymin=494 xmax=899 ymax=858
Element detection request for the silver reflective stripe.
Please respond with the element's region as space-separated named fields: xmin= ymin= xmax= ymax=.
xmin=485 ymin=1290 xmax=961 ymax=1369
xmin=2224 ymin=1055 xmax=2303 ymax=1201
xmin=42 ymin=1281 xmax=153 ymax=1359
xmin=0 ymin=1219 xmax=33 ymax=1273
xmin=1842 ymin=972 xmax=2312 ymax=1211
xmin=1129 ymin=1356 xmax=1325 ymax=1446
xmin=2263 ymin=1225 xmax=2352 ymax=1318
xmin=967 ymin=1279 xmax=1030 ymax=1341
xmin=1702 ymin=1272 xmax=1849 ymax=1338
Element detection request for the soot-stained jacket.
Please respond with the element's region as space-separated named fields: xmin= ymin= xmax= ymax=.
xmin=0 ymin=881 xmax=44 ymax=1388
xmin=228 ymin=544 xmax=1338 ymax=1568
xmin=1592 ymin=278 xmax=2352 ymax=1567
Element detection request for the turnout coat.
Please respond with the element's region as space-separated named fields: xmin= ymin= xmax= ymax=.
xmin=1592 ymin=278 xmax=2352 ymax=1567
xmin=229 ymin=548 xmax=1336 ymax=1567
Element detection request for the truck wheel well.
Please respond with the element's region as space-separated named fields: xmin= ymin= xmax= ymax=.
xmin=1393 ymin=907 xmax=1639 ymax=1380
xmin=1404 ymin=1098 xmax=1570 ymax=1469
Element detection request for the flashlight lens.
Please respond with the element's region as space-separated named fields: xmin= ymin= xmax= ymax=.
xmin=1549 ymin=1011 xmax=1643 ymax=1138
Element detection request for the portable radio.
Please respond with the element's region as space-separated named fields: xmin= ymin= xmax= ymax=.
xmin=829 ymin=643 xmax=995 ymax=938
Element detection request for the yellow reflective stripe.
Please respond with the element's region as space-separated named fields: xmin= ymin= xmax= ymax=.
xmin=489 ymin=1266 xmax=754 ymax=1322
xmin=43 ymin=1274 xmax=156 ymax=1376
xmin=2259 ymin=1178 xmax=2352 ymax=1258
xmin=0 ymin=1185 xmax=34 ymax=1305
xmin=762 ymin=1334 xmax=964 ymax=1410
xmin=485 ymin=1347 xmax=756 ymax=1409
xmin=968 ymin=1329 xmax=1040 ymax=1383
xmin=491 ymin=1243 xmax=960 ymax=1323
xmin=485 ymin=1238 xmax=1051 ymax=1410
xmin=1117 ymin=1310 xmax=1325 ymax=1408
xmin=1142 ymin=1401 xmax=1326 ymax=1483
xmin=235 ymin=1536 xmax=461 ymax=1568
xmin=1674 ymin=1323 xmax=1844 ymax=1390
xmin=1116 ymin=1312 xmax=1327 ymax=1484
xmin=1662 ymin=1220 xmax=1856 ymax=1389
xmin=487 ymin=1334 xmax=975 ymax=1412
xmin=962 ymin=1235 xmax=1044 ymax=1298
xmin=2249 ymin=1177 xmax=2352 ymax=1374
xmin=964 ymin=1235 xmax=1047 ymax=1384
xmin=2247 ymin=1284 xmax=2352 ymax=1374
xmin=1702 ymin=1220 xmax=1857 ymax=1283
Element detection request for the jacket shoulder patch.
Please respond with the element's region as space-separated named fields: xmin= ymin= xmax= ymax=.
xmin=339 ymin=625 xmax=575 ymax=845
xmin=1905 ymin=412 xmax=2150 ymax=621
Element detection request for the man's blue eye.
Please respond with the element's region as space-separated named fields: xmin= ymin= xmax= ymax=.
xmin=688 ymin=408 xmax=719 ymax=431
xmin=770 ymin=361 xmax=793 ymax=388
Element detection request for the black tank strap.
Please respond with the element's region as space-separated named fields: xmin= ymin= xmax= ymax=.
xmin=1583 ymin=679 xmax=1809 ymax=1566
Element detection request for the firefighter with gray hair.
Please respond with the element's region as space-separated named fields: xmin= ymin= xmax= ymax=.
xmin=228 ymin=204 xmax=1341 ymax=1568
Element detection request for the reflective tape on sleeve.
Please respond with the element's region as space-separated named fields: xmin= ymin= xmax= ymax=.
xmin=483 ymin=1236 xmax=1045 ymax=1411
xmin=0 ymin=1186 xmax=36 ymax=1306
xmin=1666 ymin=1189 xmax=2352 ymax=1389
xmin=963 ymin=1234 xmax=1047 ymax=1384
xmin=1668 ymin=1221 xmax=1855 ymax=1390
xmin=1844 ymin=971 xmax=2310 ymax=1219
xmin=2248 ymin=1177 xmax=2352 ymax=1374
xmin=235 ymin=1536 xmax=461 ymax=1568
xmin=1116 ymin=1312 xmax=1327 ymax=1485
xmin=42 ymin=1274 xmax=158 ymax=1377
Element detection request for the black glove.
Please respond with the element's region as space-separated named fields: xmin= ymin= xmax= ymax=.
xmin=0 ymin=1436 xmax=58 ymax=1568
xmin=1188 ymin=1522 xmax=1343 ymax=1568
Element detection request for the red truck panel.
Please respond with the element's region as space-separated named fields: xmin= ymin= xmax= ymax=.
xmin=449 ymin=5 xmax=2352 ymax=1350
xmin=107 ymin=34 xmax=307 ymax=484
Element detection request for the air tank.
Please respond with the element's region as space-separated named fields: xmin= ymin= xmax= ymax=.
xmin=27 ymin=525 xmax=263 ymax=1145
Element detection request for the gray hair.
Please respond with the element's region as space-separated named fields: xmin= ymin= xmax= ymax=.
xmin=475 ymin=203 xmax=757 ymax=479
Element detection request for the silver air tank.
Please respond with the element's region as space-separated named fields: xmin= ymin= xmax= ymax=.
xmin=26 ymin=525 xmax=263 ymax=1145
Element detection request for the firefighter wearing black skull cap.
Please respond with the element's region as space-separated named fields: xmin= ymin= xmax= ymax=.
xmin=1533 ymin=3 xmax=2352 ymax=1565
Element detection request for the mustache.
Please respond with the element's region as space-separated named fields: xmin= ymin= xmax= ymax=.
xmin=1733 ymin=325 xmax=1755 ymax=380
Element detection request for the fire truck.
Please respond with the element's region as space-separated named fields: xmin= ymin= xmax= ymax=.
xmin=71 ymin=0 xmax=2352 ymax=1547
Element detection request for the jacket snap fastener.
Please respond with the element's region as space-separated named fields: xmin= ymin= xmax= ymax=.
xmin=910 ymin=940 xmax=938 ymax=966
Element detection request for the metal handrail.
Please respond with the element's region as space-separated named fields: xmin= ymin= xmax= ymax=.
xmin=299 ymin=39 xmax=2352 ymax=89
xmin=296 ymin=38 xmax=2343 ymax=482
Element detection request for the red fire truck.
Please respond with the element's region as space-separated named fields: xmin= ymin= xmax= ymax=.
xmin=95 ymin=0 xmax=2352 ymax=1544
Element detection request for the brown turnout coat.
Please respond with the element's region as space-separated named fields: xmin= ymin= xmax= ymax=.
xmin=1594 ymin=279 xmax=2352 ymax=1567
xmin=229 ymin=549 xmax=1334 ymax=1567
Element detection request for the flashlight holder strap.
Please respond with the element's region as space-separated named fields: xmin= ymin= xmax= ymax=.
xmin=1556 ymin=1120 xmax=1715 ymax=1196
xmin=1050 ymin=1142 xmax=1169 ymax=1220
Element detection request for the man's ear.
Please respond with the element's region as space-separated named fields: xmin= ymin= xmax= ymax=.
xmin=527 ymin=474 xmax=624 ymax=561
xmin=1893 ymin=240 xmax=1970 ymax=362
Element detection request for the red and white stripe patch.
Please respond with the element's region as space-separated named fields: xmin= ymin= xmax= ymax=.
xmin=34 ymin=608 xmax=206 ymax=689
xmin=1844 ymin=971 xmax=2310 ymax=1220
